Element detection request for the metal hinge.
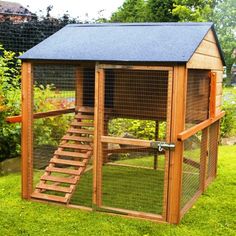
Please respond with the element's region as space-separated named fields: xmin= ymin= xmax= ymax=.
xmin=150 ymin=141 xmax=175 ymax=152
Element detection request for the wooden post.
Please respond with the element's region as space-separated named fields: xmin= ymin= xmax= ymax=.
xmin=21 ymin=62 xmax=33 ymax=199
xmin=75 ymin=67 xmax=84 ymax=108
xmin=209 ymin=72 xmax=217 ymax=118
xmin=200 ymin=128 xmax=208 ymax=192
xmin=153 ymin=121 xmax=159 ymax=170
xmin=167 ymin=66 xmax=187 ymax=224
xmin=93 ymin=63 xmax=104 ymax=207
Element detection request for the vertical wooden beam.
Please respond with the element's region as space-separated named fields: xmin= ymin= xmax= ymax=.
xmin=153 ymin=121 xmax=159 ymax=170
xmin=200 ymin=128 xmax=208 ymax=192
xmin=75 ymin=67 xmax=84 ymax=108
xmin=167 ymin=65 xmax=187 ymax=224
xmin=93 ymin=63 xmax=104 ymax=207
xmin=209 ymin=72 xmax=217 ymax=118
xmin=21 ymin=62 xmax=33 ymax=199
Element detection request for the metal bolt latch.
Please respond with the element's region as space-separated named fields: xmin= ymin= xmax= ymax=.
xmin=150 ymin=141 xmax=175 ymax=152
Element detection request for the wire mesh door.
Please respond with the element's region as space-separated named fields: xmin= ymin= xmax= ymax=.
xmin=94 ymin=65 xmax=173 ymax=221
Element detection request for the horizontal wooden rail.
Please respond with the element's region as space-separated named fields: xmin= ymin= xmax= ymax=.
xmin=177 ymin=111 xmax=225 ymax=141
xmin=6 ymin=107 xmax=75 ymax=123
xmin=101 ymin=136 xmax=151 ymax=147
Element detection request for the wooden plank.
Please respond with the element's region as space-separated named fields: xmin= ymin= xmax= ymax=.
xmin=36 ymin=183 xmax=72 ymax=193
xmin=187 ymin=53 xmax=223 ymax=70
xmin=6 ymin=107 xmax=75 ymax=123
xmin=195 ymin=39 xmax=221 ymax=58
xmin=59 ymin=143 xmax=92 ymax=150
xmin=31 ymin=192 xmax=67 ymax=203
xmin=62 ymin=135 xmax=93 ymax=142
xmin=50 ymin=158 xmax=86 ymax=167
xmin=75 ymin=114 xmax=94 ymax=120
xmin=75 ymin=67 xmax=83 ymax=107
xmin=98 ymin=64 xmax=173 ymax=71
xmin=215 ymin=95 xmax=222 ymax=107
xmin=67 ymin=128 xmax=94 ymax=135
xmin=76 ymin=106 xmax=94 ymax=113
xmin=41 ymin=175 xmax=77 ymax=184
xmin=200 ymin=128 xmax=208 ymax=192
xmin=216 ymin=82 xmax=223 ymax=95
xmin=21 ymin=62 xmax=33 ymax=200
xmin=101 ymin=136 xmax=151 ymax=147
xmin=177 ymin=111 xmax=225 ymax=141
xmin=71 ymin=121 xmax=94 ymax=127
xmin=167 ymin=65 xmax=187 ymax=224
xmin=183 ymin=157 xmax=200 ymax=169
xmin=210 ymin=72 xmax=217 ymax=118
xmin=46 ymin=167 xmax=82 ymax=175
xmin=204 ymin=29 xmax=216 ymax=43
xmin=54 ymin=150 xmax=89 ymax=159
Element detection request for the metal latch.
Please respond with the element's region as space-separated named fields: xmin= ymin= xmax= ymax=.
xmin=150 ymin=141 xmax=175 ymax=152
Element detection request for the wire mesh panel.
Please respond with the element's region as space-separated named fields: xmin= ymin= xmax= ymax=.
xmin=207 ymin=121 xmax=220 ymax=181
xmin=181 ymin=131 xmax=202 ymax=208
xmin=32 ymin=64 xmax=95 ymax=207
xmin=186 ymin=70 xmax=210 ymax=128
xmin=99 ymin=67 xmax=172 ymax=218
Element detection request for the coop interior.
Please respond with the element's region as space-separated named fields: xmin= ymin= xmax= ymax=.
xmin=30 ymin=63 xmax=220 ymax=220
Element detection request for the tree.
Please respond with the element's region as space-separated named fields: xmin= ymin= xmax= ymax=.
xmin=146 ymin=0 xmax=179 ymax=22
xmin=110 ymin=0 xmax=147 ymax=22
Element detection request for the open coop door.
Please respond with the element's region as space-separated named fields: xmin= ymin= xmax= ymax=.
xmin=93 ymin=64 xmax=174 ymax=222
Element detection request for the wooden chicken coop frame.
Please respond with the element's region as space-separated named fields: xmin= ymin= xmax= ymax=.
xmin=8 ymin=23 xmax=226 ymax=224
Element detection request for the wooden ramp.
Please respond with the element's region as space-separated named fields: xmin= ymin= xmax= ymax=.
xmin=31 ymin=107 xmax=94 ymax=204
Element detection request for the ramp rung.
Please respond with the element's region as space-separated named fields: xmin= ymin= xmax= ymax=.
xmin=46 ymin=167 xmax=82 ymax=175
xmin=54 ymin=150 xmax=89 ymax=159
xmin=59 ymin=143 xmax=92 ymax=150
xmin=41 ymin=175 xmax=77 ymax=184
xmin=50 ymin=158 xmax=86 ymax=167
xmin=71 ymin=121 xmax=94 ymax=127
xmin=67 ymin=128 xmax=94 ymax=135
xmin=62 ymin=135 xmax=93 ymax=142
xmin=36 ymin=183 xmax=72 ymax=193
xmin=31 ymin=192 xmax=67 ymax=203
xmin=76 ymin=106 xmax=94 ymax=113
xmin=75 ymin=114 xmax=94 ymax=120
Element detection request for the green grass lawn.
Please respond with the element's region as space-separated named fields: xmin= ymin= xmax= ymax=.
xmin=0 ymin=145 xmax=235 ymax=236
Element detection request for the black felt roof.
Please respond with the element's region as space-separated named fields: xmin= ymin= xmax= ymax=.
xmin=19 ymin=22 xmax=225 ymax=64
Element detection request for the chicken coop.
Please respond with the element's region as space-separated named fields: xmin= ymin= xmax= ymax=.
xmin=9 ymin=23 xmax=225 ymax=224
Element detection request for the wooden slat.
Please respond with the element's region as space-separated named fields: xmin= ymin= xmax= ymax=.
xmin=71 ymin=121 xmax=94 ymax=127
xmin=210 ymin=72 xmax=217 ymax=118
xmin=46 ymin=167 xmax=82 ymax=175
xmin=195 ymin=39 xmax=221 ymax=58
xmin=41 ymin=175 xmax=77 ymax=184
xmin=177 ymin=111 xmax=225 ymax=141
xmin=98 ymin=64 xmax=173 ymax=71
xmin=76 ymin=106 xmax=94 ymax=113
xmin=36 ymin=183 xmax=72 ymax=193
xmin=59 ymin=143 xmax=92 ymax=150
xmin=101 ymin=136 xmax=151 ymax=147
xmin=183 ymin=157 xmax=200 ymax=169
xmin=75 ymin=114 xmax=94 ymax=120
xmin=54 ymin=150 xmax=89 ymax=158
xmin=31 ymin=192 xmax=67 ymax=203
xmin=50 ymin=158 xmax=86 ymax=167
xmin=67 ymin=128 xmax=94 ymax=135
xmin=62 ymin=135 xmax=93 ymax=142
xmin=21 ymin=62 xmax=33 ymax=200
xmin=6 ymin=107 xmax=75 ymax=123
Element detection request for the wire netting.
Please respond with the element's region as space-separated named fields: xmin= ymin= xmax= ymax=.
xmin=100 ymin=69 xmax=170 ymax=217
xmin=186 ymin=70 xmax=210 ymax=128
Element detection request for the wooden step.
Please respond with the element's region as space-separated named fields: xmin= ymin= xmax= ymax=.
xmin=54 ymin=150 xmax=89 ymax=159
xmin=59 ymin=143 xmax=92 ymax=151
xmin=71 ymin=121 xmax=94 ymax=127
xmin=50 ymin=158 xmax=86 ymax=167
xmin=62 ymin=135 xmax=93 ymax=143
xmin=31 ymin=192 xmax=67 ymax=203
xmin=46 ymin=167 xmax=82 ymax=175
xmin=36 ymin=183 xmax=72 ymax=193
xmin=75 ymin=114 xmax=94 ymax=120
xmin=76 ymin=106 xmax=94 ymax=113
xmin=41 ymin=175 xmax=77 ymax=184
xmin=67 ymin=128 xmax=94 ymax=135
